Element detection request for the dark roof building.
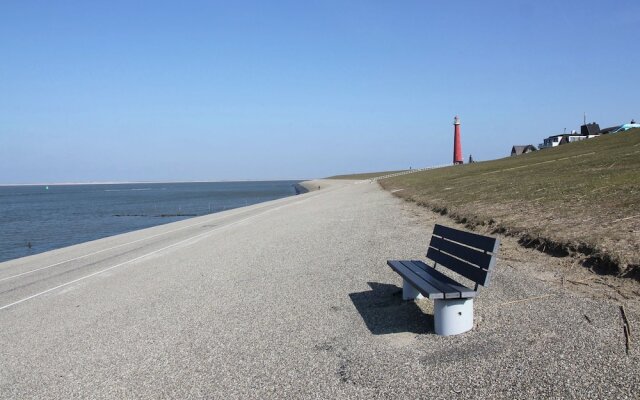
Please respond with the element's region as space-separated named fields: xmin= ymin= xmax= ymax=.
xmin=581 ymin=123 xmax=601 ymax=136
xmin=511 ymin=145 xmax=537 ymax=156
xmin=599 ymin=126 xmax=619 ymax=134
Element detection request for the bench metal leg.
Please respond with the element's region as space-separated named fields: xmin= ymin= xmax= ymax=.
xmin=434 ymin=298 xmax=474 ymax=336
xmin=402 ymin=279 xmax=424 ymax=300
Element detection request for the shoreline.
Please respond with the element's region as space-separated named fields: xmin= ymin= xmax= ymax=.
xmin=0 ymin=178 xmax=311 ymax=187
xmin=0 ymin=180 xmax=309 ymax=265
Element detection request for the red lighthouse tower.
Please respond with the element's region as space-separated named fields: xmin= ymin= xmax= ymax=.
xmin=453 ymin=115 xmax=463 ymax=165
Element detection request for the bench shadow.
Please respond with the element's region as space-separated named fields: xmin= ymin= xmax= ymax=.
xmin=349 ymin=282 xmax=434 ymax=335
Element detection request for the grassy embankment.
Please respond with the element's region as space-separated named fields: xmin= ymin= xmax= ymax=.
xmin=328 ymin=170 xmax=407 ymax=180
xmin=378 ymin=129 xmax=640 ymax=278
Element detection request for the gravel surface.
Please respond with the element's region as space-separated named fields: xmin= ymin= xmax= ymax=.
xmin=1 ymin=179 xmax=638 ymax=399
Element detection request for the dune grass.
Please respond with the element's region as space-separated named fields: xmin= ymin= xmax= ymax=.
xmin=379 ymin=129 xmax=640 ymax=277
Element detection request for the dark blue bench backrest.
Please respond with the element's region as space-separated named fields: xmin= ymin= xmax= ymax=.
xmin=426 ymin=224 xmax=500 ymax=287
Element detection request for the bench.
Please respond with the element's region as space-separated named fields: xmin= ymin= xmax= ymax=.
xmin=387 ymin=224 xmax=500 ymax=336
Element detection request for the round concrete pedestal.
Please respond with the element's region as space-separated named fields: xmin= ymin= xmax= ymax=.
xmin=434 ymin=298 xmax=474 ymax=336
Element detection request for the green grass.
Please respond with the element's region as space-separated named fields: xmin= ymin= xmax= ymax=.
xmin=379 ymin=129 xmax=640 ymax=276
xmin=327 ymin=170 xmax=408 ymax=180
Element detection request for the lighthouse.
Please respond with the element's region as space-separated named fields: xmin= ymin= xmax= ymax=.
xmin=453 ymin=115 xmax=463 ymax=165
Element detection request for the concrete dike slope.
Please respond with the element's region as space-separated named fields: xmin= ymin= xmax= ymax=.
xmin=0 ymin=179 xmax=637 ymax=398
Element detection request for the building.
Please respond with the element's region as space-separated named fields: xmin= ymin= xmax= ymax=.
xmin=538 ymin=119 xmax=638 ymax=150
xmin=559 ymin=134 xmax=593 ymax=145
xmin=600 ymin=120 xmax=640 ymax=134
xmin=539 ymin=122 xmax=601 ymax=149
xmin=539 ymin=133 xmax=591 ymax=148
xmin=581 ymin=122 xmax=600 ymax=136
xmin=511 ymin=145 xmax=537 ymax=156
xmin=540 ymin=134 xmax=573 ymax=148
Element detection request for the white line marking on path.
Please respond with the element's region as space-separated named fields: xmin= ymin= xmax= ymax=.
xmin=0 ymin=188 xmax=333 ymax=312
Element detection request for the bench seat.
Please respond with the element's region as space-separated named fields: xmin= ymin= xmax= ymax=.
xmin=387 ymin=260 xmax=478 ymax=300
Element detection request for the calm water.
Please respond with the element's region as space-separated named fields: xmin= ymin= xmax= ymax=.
xmin=0 ymin=181 xmax=301 ymax=263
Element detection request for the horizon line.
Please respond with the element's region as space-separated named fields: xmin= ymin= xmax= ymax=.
xmin=0 ymin=178 xmax=313 ymax=187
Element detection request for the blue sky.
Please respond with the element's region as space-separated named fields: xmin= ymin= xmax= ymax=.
xmin=1 ymin=1 xmax=639 ymax=183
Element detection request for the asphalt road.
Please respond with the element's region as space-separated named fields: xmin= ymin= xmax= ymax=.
xmin=1 ymin=179 xmax=637 ymax=399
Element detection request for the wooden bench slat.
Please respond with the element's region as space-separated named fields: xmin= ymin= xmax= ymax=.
xmin=410 ymin=260 xmax=478 ymax=298
xmin=433 ymin=224 xmax=499 ymax=254
xmin=387 ymin=260 xmax=445 ymax=299
xmin=482 ymin=237 xmax=500 ymax=287
xmin=428 ymin=235 xmax=493 ymax=269
xmin=427 ymin=247 xmax=488 ymax=285
xmin=398 ymin=261 xmax=462 ymax=299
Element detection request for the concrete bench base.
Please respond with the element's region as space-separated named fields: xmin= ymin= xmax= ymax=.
xmin=434 ymin=298 xmax=474 ymax=336
xmin=402 ymin=279 xmax=424 ymax=300
xmin=403 ymin=278 xmax=474 ymax=336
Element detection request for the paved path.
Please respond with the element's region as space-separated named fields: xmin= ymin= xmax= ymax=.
xmin=1 ymin=180 xmax=637 ymax=399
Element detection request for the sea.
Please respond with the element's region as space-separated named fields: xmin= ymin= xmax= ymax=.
xmin=0 ymin=181 xmax=302 ymax=263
